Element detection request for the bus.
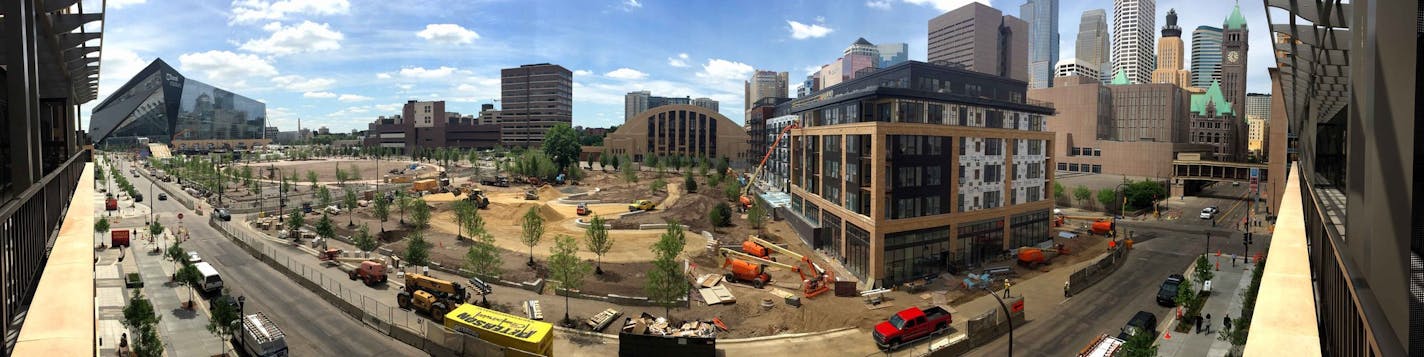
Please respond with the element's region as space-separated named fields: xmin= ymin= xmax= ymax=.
xmin=193 ymin=262 xmax=223 ymax=293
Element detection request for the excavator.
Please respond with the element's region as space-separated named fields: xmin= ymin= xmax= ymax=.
xmin=718 ymin=236 xmax=835 ymax=298
xmin=1054 ymin=214 xmax=1116 ymax=236
xmin=739 ymin=121 xmax=800 ymax=208
xmin=397 ymin=273 xmax=469 ymax=323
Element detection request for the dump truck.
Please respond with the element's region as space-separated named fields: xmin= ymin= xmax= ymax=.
xmin=873 ymin=306 xmax=952 ymax=351
xmin=444 ymin=303 xmax=554 ymax=356
xmin=411 ymin=179 xmax=439 ymax=193
xmin=236 ymin=312 xmax=288 ymax=357
xmin=480 ymin=175 xmax=511 ymax=187
xmin=398 ymin=273 xmax=468 ymax=323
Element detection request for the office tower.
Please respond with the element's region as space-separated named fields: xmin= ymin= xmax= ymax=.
xmin=500 ymin=63 xmax=573 ymax=147
xmin=1245 ymin=93 xmax=1271 ymax=123
xmin=877 ymin=42 xmax=909 ymax=67
xmin=1111 ymin=0 xmax=1156 ymax=84
xmin=844 ymin=37 xmax=880 ymax=58
xmin=1054 ymin=58 xmax=1101 ymax=79
xmin=1190 ymin=26 xmax=1223 ymax=89
xmin=1219 ymin=3 xmax=1249 ymax=118
xmin=691 ymin=97 xmax=718 ymax=112
xmin=745 ymin=70 xmax=789 ymax=110
xmin=1021 ymin=0 xmax=1059 ymax=88
xmin=1076 ymin=9 xmax=1111 ymax=82
xmin=1150 ymin=9 xmax=1191 ymax=89
xmin=927 ymin=2 xmax=1028 ymax=81
xmin=625 ymin=90 xmax=650 ymax=121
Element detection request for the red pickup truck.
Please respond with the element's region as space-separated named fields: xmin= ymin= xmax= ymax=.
xmin=872 ymin=306 xmax=953 ymax=351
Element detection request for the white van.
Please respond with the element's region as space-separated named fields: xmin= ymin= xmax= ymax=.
xmin=193 ymin=262 xmax=223 ymax=293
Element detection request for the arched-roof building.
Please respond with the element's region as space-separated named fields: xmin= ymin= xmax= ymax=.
xmin=604 ymin=105 xmax=750 ymax=162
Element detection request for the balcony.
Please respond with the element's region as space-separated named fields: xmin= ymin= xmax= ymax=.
xmin=1242 ymin=163 xmax=1320 ymax=356
xmin=4 ymin=152 xmax=92 ymax=356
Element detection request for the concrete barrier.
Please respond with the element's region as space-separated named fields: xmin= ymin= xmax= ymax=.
xmin=637 ymin=223 xmax=691 ymax=230
xmin=1067 ymin=245 xmax=1131 ymax=296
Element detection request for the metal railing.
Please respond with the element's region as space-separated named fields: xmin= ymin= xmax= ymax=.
xmin=1 ymin=150 xmax=90 ymax=355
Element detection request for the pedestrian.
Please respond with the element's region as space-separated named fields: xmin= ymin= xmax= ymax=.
xmin=1195 ymin=314 xmax=1203 ymax=333
xmin=1003 ymin=279 xmax=1012 ymax=298
xmin=1064 ymin=280 xmax=1071 ymax=297
xmin=1206 ymin=313 xmax=1213 ymax=333
xmin=1224 ymin=314 xmax=1233 ymax=331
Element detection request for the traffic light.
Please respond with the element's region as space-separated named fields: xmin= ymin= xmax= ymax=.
xmin=1243 ymin=232 xmax=1253 ymax=245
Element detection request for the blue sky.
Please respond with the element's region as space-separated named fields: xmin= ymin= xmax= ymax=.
xmin=85 ymin=0 xmax=1277 ymax=133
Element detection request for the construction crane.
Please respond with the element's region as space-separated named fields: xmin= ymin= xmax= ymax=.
xmin=739 ymin=121 xmax=800 ymax=208
xmin=719 ymin=235 xmax=835 ymax=298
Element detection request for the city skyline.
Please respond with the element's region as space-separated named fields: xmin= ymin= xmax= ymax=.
xmin=88 ymin=0 xmax=1278 ymax=133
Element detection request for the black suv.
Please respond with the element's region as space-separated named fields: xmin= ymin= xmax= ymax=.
xmin=214 ymin=208 xmax=232 ymax=221
xmin=1157 ymin=274 xmax=1185 ymax=306
xmin=1117 ymin=311 xmax=1159 ymax=341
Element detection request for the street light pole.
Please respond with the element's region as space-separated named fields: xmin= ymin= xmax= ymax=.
xmin=983 ymin=286 xmax=1014 ymax=357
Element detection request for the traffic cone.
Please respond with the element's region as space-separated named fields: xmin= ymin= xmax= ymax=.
xmin=1164 ymin=331 xmax=1172 ymax=340
xmin=1216 ymin=249 xmax=1221 ymax=257
xmin=1216 ymin=261 xmax=1220 ymax=271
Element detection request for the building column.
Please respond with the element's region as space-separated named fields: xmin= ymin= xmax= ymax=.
xmin=6 ymin=0 xmax=41 ymax=191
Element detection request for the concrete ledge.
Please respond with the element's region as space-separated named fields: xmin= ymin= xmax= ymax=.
xmin=1243 ymin=166 xmax=1320 ymax=357
xmin=13 ymin=163 xmax=95 ymax=357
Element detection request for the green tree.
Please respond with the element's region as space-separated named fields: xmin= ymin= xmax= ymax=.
xmin=286 ymin=208 xmax=305 ymax=240
xmin=396 ymin=191 xmax=411 ymax=225
xmin=584 ymin=215 xmax=613 ymax=274
xmin=334 ymin=163 xmax=349 ymax=188
xmin=610 ymin=155 xmax=621 ymax=171
xmin=452 ymin=199 xmax=475 ymax=240
xmin=461 ymin=202 xmax=488 ymax=240
xmin=343 ymin=188 xmax=359 ymax=227
xmin=306 ymin=170 xmax=319 ymax=188
xmin=1122 ymin=180 xmax=1168 ymax=210
xmin=1194 ymin=255 xmax=1215 ymax=290
xmin=373 ymin=193 xmax=391 ymax=231
xmin=542 ymin=123 xmax=582 ymax=172
xmin=724 ymin=181 xmax=743 ymax=202
xmin=747 ymin=200 xmax=767 ymax=231
xmin=520 ymin=206 xmax=545 ymax=266
xmin=122 ymin=290 xmax=160 ymax=331
xmin=621 ymin=158 xmax=638 ymax=183
xmin=645 ymin=224 xmax=689 ymax=318
xmin=715 ymin=156 xmax=730 ymax=177
xmin=465 ymin=230 xmax=502 ymax=277
xmin=650 ymin=178 xmax=667 ymax=193
xmin=165 ymin=241 xmax=187 ymax=272
xmin=317 ymin=185 xmax=333 ymax=209
xmin=148 ymin=221 xmax=165 ymax=239
xmin=1176 ymin=276 xmax=1205 ymax=322
xmin=404 ymin=230 xmax=431 ymax=267
xmin=95 ymin=217 xmax=111 ymax=245
xmin=1119 ymin=326 xmax=1159 ymax=357
xmin=683 ymin=173 xmax=698 ymax=193
xmin=175 ymin=264 xmax=202 ymax=308
xmin=644 ymin=155 xmax=659 ymax=172
xmin=1073 ymin=185 xmax=1093 ymax=208
xmin=709 ymin=202 xmax=732 ymax=228
xmin=599 ymin=155 xmax=609 ymax=172
xmin=547 ymin=234 xmax=591 ymax=324
xmin=1097 ymin=188 xmax=1117 ymax=212
xmin=315 ymin=214 xmax=335 ymax=241
xmin=206 ymin=290 xmax=241 ymax=356
xmin=409 ymin=198 xmax=431 ymax=231
xmin=353 ymin=223 xmax=377 ymax=252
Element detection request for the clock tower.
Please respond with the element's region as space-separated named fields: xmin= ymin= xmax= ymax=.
xmin=1220 ymin=3 xmax=1249 ymax=117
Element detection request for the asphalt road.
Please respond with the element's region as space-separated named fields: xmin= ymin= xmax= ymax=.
xmin=124 ymin=159 xmax=422 ymax=357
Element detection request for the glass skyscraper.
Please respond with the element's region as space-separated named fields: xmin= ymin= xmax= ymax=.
xmin=1190 ymin=26 xmax=1223 ymax=89
xmin=89 ymin=59 xmax=267 ymax=150
xmin=1021 ymin=0 xmax=1059 ymax=88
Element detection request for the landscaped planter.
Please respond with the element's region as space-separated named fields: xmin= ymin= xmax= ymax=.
xmin=125 ymin=272 xmax=143 ymax=288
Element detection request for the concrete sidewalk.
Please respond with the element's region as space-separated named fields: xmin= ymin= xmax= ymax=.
xmin=1157 ymin=254 xmax=1255 ymax=357
xmin=129 ymin=232 xmax=225 ymax=357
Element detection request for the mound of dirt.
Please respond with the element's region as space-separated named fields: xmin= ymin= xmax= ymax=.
xmin=617 ymin=193 xmax=724 ymax=230
xmin=535 ymin=185 xmax=563 ymax=200
xmin=485 ymin=201 xmax=565 ymax=223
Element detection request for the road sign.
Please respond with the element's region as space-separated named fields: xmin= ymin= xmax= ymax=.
xmin=1249 ymin=168 xmax=1260 ymax=179
xmin=177 ymin=213 xmax=184 ymax=220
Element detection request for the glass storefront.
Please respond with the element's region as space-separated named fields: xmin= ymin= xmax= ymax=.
xmin=955 ymin=218 xmax=1006 ymax=269
xmin=884 ymin=226 xmax=951 ymax=285
xmin=1010 ymin=210 xmax=1052 ymax=249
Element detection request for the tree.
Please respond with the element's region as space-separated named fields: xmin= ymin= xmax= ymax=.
xmin=149 ymin=221 xmax=165 ymax=239
xmin=165 ymin=241 xmax=186 ymax=272
xmin=650 ymin=178 xmax=667 ymax=193
xmin=317 ymin=185 xmax=333 ymax=209
xmin=306 ymin=170 xmax=319 ymax=188
xmin=122 ymin=291 xmax=163 ymax=357
xmin=584 ymin=215 xmax=613 ymax=274
xmin=286 ymin=208 xmax=305 ymax=240
xmin=1176 ymin=276 xmax=1205 ymax=323
xmin=542 ymin=123 xmax=582 ymax=172
xmin=683 ymin=173 xmax=698 ymax=193
xmin=207 ymin=290 xmax=241 ymax=356
xmin=1119 ymin=326 xmax=1159 ymax=357
xmin=715 ymin=156 xmax=730 ymax=177
xmin=1097 ymin=188 xmax=1117 ymax=212
xmin=621 ymin=158 xmax=638 ymax=183
xmin=709 ymin=202 xmax=732 ymax=227
xmin=724 ymin=181 xmax=743 ymax=202
xmin=747 ymin=200 xmax=767 ymax=231
xmin=1194 ymin=255 xmax=1215 ymax=290
xmin=404 ymin=230 xmax=431 ymax=267
xmin=175 ymin=264 xmax=202 ymax=309
xmin=409 ymin=197 xmax=431 ymax=231
xmin=599 ymin=155 xmax=609 ymax=172
xmin=566 ymin=164 xmax=585 ymax=182
xmin=334 ymin=163 xmax=349 ymax=188
xmin=610 ymin=155 xmax=621 ymax=171
xmin=343 ymin=188 xmax=359 ymax=227
xmin=1073 ymin=185 xmax=1092 ymax=208
xmin=547 ymin=234 xmax=591 ymax=325
xmin=520 ymin=206 xmax=545 ymax=266
xmin=95 ymin=217 xmax=110 ymax=246
xmin=461 ymin=202 xmax=488 ymax=241
xmin=644 ymin=155 xmax=659 ymax=172
xmin=1122 ymin=180 xmax=1167 ymax=210
xmin=465 ymin=230 xmax=502 ymax=278
xmin=645 ymin=224 xmax=689 ymax=318
xmin=452 ymin=199 xmax=475 ymax=240
xmin=396 ymin=191 xmax=411 ymax=225
xmin=373 ymin=193 xmax=391 ymax=231
xmin=315 ymin=214 xmax=335 ymax=242
xmin=353 ymin=223 xmax=377 ymax=252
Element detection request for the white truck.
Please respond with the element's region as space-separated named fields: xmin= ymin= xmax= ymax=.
xmin=236 ymin=312 xmax=289 ymax=357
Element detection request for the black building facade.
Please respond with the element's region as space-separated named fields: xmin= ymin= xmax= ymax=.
xmin=89 ymin=59 xmax=267 ymax=151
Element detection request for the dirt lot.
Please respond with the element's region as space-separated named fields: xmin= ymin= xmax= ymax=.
xmin=237 ymin=159 xmax=441 ymax=183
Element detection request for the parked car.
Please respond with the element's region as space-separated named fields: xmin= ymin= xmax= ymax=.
xmin=1157 ymin=274 xmax=1185 ymax=306
xmin=133 ymin=193 xmax=143 ymax=203
xmin=628 ymin=199 xmax=655 ymax=212
xmin=158 ymin=193 xmax=168 ymax=201
xmin=188 ymin=251 xmax=202 ymax=264
xmin=214 ymin=208 xmax=232 ymax=221
xmin=1117 ymin=311 xmax=1159 ymax=341
xmin=872 ymin=306 xmax=953 ymax=351
xmin=1199 ymin=206 xmax=1218 ymax=219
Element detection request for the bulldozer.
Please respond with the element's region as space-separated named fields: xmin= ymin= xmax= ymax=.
xmin=465 ymin=188 xmax=490 ymax=209
xmin=397 ymin=274 xmax=468 ymax=323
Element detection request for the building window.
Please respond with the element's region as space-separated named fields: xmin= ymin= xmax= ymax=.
xmin=955 ymin=218 xmax=1005 ymax=268
xmin=1057 ymin=162 xmax=1067 ymax=171
xmin=844 ymin=224 xmax=870 ymax=280
xmin=883 ymin=226 xmax=951 ymax=285
xmin=1092 ymin=164 xmax=1102 ymax=173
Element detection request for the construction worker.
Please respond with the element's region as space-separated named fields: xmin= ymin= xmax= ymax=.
xmin=1003 ymin=279 xmax=1012 ymax=298
xmin=1063 ymin=280 xmax=1071 ymax=297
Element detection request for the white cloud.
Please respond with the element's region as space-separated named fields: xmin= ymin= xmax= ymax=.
xmin=901 ymin=0 xmax=987 ymax=12
xmin=376 ymin=73 xmax=392 ymax=79
xmin=230 ymin=0 xmax=352 ymax=24
xmin=337 ymin=94 xmax=372 ymax=102
xmin=604 ymin=68 xmax=648 ymax=80
xmin=96 ymin=48 xmax=149 ymax=100
xmin=786 ymin=20 xmax=833 ymax=40
xmin=108 ymin=0 xmax=148 ymax=9
xmin=397 ymin=66 xmax=458 ymax=79
xmin=696 ymin=59 xmax=754 ymax=83
xmin=303 ymin=91 xmax=337 ymax=98
xmin=416 ymin=24 xmax=480 ymax=45
xmin=271 ymin=75 xmax=335 ymax=92
xmin=866 ymin=0 xmax=892 ymax=9
xmin=573 ymin=69 xmax=594 ymax=77
xmin=803 ymin=65 xmax=823 ymax=76
xmin=667 ymin=53 xmax=690 ymax=67
xmin=178 ymin=50 xmax=278 ymax=87
xmin=620 ymin=0 xmax=642 ymax=11
xmin=240 ymin=21 xmax=344 ymax=56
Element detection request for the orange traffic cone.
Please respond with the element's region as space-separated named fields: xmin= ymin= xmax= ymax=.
xmin=1164 ymin=330 xmax=1172 ymax=340
xmin=1216 ymin=249 xmax=1221 ymax=257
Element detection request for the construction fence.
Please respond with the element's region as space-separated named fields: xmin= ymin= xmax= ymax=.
xmin=1066 ymin=243 xmax=1132 ymax=297
xmin=921 ymin=296 xmax=1027 ymax=357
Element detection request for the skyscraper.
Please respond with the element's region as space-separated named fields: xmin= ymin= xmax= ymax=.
xmin=928 ymin=2 xmax=1028 ymax=81
xmin=845 ymin=37 xmax=880 ymax=58
xmin=1151 ymin=9 xmax=1191 ymax=89
xmin=1245 ymin=92 xmax=1271 ymax=123
xmin=1075 ymin=9 xmax=1111 ymax=83
xmin=625 ymin=90 xmax=650 ymax=121
xmin=1111 ymin=0 xmax=1156 ymax=84
xmin=1190 ymin=26 xmax=1223 ymax=89
xmin=500 ymin=63 xmax=573 ymax=147
xmin=1219 ymin=3 xmax=1249 ymax=118
xmin=744 ymin=70 xmax=789 ymax=110
xmin=877 ymin=42 xmax=909 ymax=67
xmin=1021 ymin=0 xmax=1059 ymax=88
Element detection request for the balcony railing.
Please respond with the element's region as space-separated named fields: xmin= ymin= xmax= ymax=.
xmin=2 ymin=151 xmax=91 ymax=356
xmin=1242 ymin=162 xmax=1320 ymax=357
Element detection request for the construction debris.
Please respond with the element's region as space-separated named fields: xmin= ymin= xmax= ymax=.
xmin=698 ymin=285 xmax=736 ymax=305
xmin=695 ymin=274 xmax=724 ymax=288
xmin=630 ymin=312 xmax=720 ymax=338
xmin=586 ymin=308 xmax=622 ymax=332
xmin=522 ymin=300 xmax=544 ymax=321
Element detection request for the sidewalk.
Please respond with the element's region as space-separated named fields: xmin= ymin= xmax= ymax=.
xmin=94 ymin=245 xmax=131 ymax=357
xmin=129 ymin=232 xmax=225 ymax=357
xmin=1157 ymin=254 xmax=1255 ymax=357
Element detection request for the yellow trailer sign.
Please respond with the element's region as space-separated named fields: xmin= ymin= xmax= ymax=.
xmin=444 ymin=303 xmax=554 ymax=356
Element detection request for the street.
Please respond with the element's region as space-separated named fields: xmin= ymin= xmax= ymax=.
xmin=123 ymin=158 xmax=422 ymax=356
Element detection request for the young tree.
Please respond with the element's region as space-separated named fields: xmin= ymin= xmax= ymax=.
xmin=334 ymin=163 xmax=349 ymax=188
xmin=396 ymin=191 xmax=411 ymax=225
xmin=683 ymin=173 xmax=698 ymax=193
xmin=1097 ymin=188 xmax=1117 ymax=212
xmin=520 ymin=206 xmax=545 ymax=266
xmin=165 ymin=241 xmax=186 ymax=272
xmin=644 ymin=155 xmax=659 ymax=173
xmin=724 ymin=181 xmax=743 ymax=202
xmin=343 ymin=188 xmax=359 ymax=227
xmin=175 ymin=264 xmax=202 ymax=309
xmin=709 ymin=202 xmax=732 ymax=227
xmin=452 ymin=199 xmax=475 ymax=240
xmin=315 ymin=214 xmax=335 ymax=242
xmin=621 ymin=158 xmax=638 ymax=183
xmin=599 ymin=155 xmax=609 ymax=172
xmin=650 ymin=178 xmax=667 ymax=193
xmin=1194 ymin=255 xmax=1215 ymax=290
xmin=547 ymin=234 xmax=591 ymax=325
xmin=542 ymin=123 xmax=582 ymax=172
xmin=95 ymin=217 xmax=111 ymax=246
xmin=465 ymin=230 xmax=502 ymax=278
xmin=461 ymin=202 xmax=488 ymax=241
xmin=404 ymin=230 xmax=431 ymax=267
xmin=206 ymin=292 xmax=241 ymax=356
xmin=286 ymin=208 xmax=305 ymax=240
xmin=149 ymin=221 xmax=166 ymax=239
xmin=645 ymin=224 xmax=689 ymax=318
xmin=409 ymin=197 xmax=431 ymax=231
xmin=373 ymin=193 xmax=391 ymax=231
xmin=610 ymin=155 xmax=621 ymax=171
xmin=583 ymin=215 xmax=613 ymax=274
xmin=1073 ymin=185 xmax=1093 ymax=208
xmin=353 ymin=223 xmax=377 ymax=252
xmin=306 ymin=170 xmax=319 ymax=188
xmin=122 ymin=291 xmax=164 ymax=357
xmin=747 ymin=201 xmax=767 ymax=231
xmin=317 ymin=185 xmax=333 ymax=209
xmin=1176 ymin=276 xmax=1205 ymax=323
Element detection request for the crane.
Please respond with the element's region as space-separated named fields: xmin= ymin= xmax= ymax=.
xmin=739 ymin=121 xmax=800 ymax=208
